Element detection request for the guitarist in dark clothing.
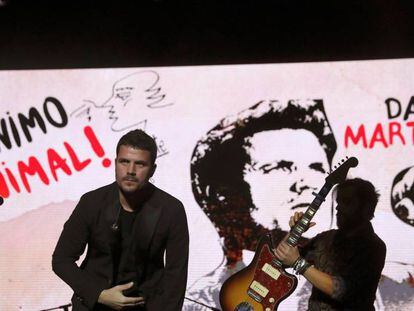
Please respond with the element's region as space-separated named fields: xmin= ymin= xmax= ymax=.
xmin=275 ymin=178 xmax=386 ymax=310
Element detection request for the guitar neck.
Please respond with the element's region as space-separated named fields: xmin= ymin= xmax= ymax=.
xmin=286 ymin=182 xmax=333 ymax=247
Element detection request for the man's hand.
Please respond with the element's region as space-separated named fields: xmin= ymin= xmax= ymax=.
xmin=98 ymin=282 xmax=145 ymax=310
xmin=288 ymin=211 xmax=316 ymax=229
xmin=274 ymin=211 xmax=316 ymax=266
xmin=274 ymin=239 xmax=301 ymax=266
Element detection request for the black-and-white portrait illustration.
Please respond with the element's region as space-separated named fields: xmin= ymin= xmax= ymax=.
xmin=186 ymin=99 xmax=337 ymax=309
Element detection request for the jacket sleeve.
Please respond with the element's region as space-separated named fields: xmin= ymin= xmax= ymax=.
xmin=152 ymin=202 xmax=189 ymax=311
xmin=52 ymin=195 xmax=107 ymax=310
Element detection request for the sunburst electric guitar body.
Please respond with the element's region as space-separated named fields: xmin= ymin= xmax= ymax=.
xmin=220 ymin=233 xmax=297 ymax=311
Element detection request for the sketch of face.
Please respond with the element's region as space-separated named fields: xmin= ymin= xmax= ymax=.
xmin=107 ymin=73 xmax=151 ymax=123
xmin=244 ymin=129 xmax=330 ymax=232
xmin=104 ymin=71 xmax=168 ymax=131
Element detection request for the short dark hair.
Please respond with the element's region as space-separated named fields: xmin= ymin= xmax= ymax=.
xmin=336 ymin=178 xmax=380 ymax=220
xmin=116 ymin=129 xmax=157 ymax=165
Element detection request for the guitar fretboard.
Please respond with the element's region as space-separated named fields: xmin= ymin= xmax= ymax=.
xmin=286 ymin=183 xmax=332 ymax=247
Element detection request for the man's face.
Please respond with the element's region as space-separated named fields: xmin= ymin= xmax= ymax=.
xmin=115 ymin=145 xmax=155 ymax=194
xmin=243 ymin=129 xmax=331 ymax=233
xmin=335 ymin=186 xmax=362 ymax=230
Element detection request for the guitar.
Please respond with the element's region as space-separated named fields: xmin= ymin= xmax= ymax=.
xmin=219 ymin=156 xmax=359 ymax=311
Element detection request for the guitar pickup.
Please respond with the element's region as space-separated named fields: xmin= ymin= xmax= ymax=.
xmin=262 ymin=263 xmax=281 ymax=280
xmin=249 ymin=280 xmax=269 ymax=300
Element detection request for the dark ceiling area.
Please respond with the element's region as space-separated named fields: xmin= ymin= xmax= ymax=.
xmin=0 ymin=0 xmax=414 ymax=69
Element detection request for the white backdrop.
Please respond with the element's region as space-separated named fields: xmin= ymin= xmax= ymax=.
xmin=0 ymin=59 xmax=413 ymax=310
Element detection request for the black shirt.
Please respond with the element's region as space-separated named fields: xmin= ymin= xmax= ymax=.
xmin=114 ymin=207 xmax=139 ymax=285
xmin=300 ymin=223 xmax=386 ymax=310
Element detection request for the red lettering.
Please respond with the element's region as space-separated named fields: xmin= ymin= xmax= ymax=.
xmin=388 ymin=122 xmax=406 ymax=145
xmin=84 ymin=126 xmax=111 ymax=168
xmin=64 ymin=142 xmax=91 ymax=171
xmin=1 ymin=126 xmax=113 ymax=201
xmin=47 ymin=148 xmax=72 ymax=181
xmin=369 ymin=123 xmax=388 ymax=148
xmin=84 ymin=126 xmax=105 ymax=157
xmin=5 ymin=167 xmax=20 ymax=193
xmin=345 ymin=125 xmax=367 ymax=148
xmin=407 ymin=121 xmax=414 ymax=144
xmin=0 ymin=171 xmax=10 ymax=198
xmin=18 ymin=156 xmax=49 ymax=193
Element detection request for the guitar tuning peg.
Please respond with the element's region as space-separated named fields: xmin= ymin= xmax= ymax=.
xmin=346 ymin=156 xmax=349 ymax=159
xmin=334 ymin=166 xmax=337 ymax=169
xmin=341 ymin=159 xmax=345 ymax=163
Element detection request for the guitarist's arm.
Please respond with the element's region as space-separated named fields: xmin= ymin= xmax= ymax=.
xmin=275 ymin=237 xmax=337 ymax=298
xmin=302 ymin=266 xmax=335 ymax=297
xmin=274 ymin=212 xmax=339 ymax=299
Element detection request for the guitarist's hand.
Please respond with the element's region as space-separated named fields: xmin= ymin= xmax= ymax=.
xmin=98 ymin=282 xmax=145 ymax=310
xmin=289 ymin=211 xmax=316 ymax=229
xmin=274 ymin=212 xmax=316 ymax=266
xmin=274 ymin=239 xmax=300 ymax=266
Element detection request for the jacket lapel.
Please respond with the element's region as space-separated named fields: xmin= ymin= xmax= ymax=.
xmin=103 ymin=182 xmax=122 ymax=253
xmin=132 ymin=185 xmax=162 ymax=254
xmin=128 ymin=185 xmax=162 ymax=283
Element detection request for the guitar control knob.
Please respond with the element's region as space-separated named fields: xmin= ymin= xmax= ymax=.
xmin=265 ymin=308 xmax=271 ymax=311
xmin=269 ymin=297 xmax=275 ymax=303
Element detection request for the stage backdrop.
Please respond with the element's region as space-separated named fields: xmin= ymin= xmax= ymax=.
xmin=0 ymin=59 xmax=414 ymax=310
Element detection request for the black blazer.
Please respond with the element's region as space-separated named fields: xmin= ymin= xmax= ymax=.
xmin=52 ymin=182 xmax=189 ymax=311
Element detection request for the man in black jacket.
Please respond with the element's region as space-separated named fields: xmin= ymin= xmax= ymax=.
xmin=52 ymin=130 xmax=189 ymax=311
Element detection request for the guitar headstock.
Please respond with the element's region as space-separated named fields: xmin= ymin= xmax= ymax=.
xmin=325 ymin=156 xmax=359 ymax=186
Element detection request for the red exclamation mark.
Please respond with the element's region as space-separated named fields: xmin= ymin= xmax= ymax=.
xmin=84 ymin=126 xmax=112 ymax=168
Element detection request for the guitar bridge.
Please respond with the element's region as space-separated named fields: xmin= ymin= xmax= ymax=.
xmin=247 ymin=289 xmax=263 ymax=302
xmin=247 ymin=280 xmax=268 ymax=302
